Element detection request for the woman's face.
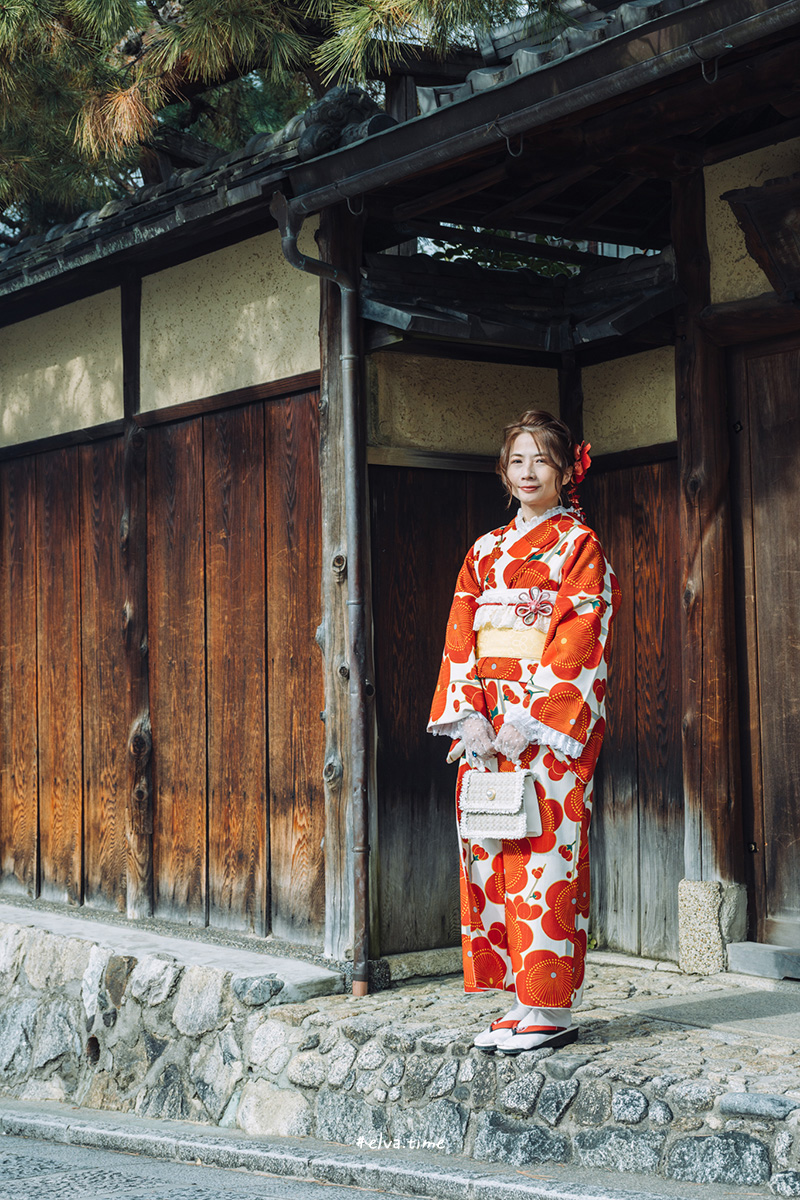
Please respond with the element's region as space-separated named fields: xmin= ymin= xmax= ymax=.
xmin=506 ymin=431 xmax=570 ymax=520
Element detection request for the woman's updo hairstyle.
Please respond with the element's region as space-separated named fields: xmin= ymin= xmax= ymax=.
xmin=497 ymin=409 xmax=575 ymax=508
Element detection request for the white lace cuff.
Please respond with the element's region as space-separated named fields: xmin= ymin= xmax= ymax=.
xmin=427 ymin=709 xmax=490 ymax=740
xmin=505 ymin=713 xmax=585 ymax=760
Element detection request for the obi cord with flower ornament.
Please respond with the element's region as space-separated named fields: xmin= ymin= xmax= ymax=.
xmin=428 ymin=504 xmax=620 ymax=1008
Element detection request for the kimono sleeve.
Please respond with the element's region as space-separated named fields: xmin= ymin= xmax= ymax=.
xmin=427 ymin=542 xmax=488 ymax=737
xmin=516 ymin=529 xmax=620 ymax=760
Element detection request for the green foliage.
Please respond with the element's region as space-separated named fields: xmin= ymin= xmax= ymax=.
xmin=427 ymin=226 xmax=580 ymax=277
xmin=0 ymin=1 xmax=558 ymax=240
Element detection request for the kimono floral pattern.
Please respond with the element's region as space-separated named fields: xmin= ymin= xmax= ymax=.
xmin=428 ymin=507 xmax=620 ymax=1009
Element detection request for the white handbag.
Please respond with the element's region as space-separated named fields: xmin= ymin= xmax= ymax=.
xmin=459 ymin=761 xmax=543 ymax=841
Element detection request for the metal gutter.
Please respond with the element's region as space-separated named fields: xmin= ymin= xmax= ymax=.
xmin=283 ymin=0 xmax=800 ymax=215
xmin=269 ymin=192 xmax=371 ymax=997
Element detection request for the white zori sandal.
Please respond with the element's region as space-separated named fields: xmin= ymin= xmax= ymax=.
xmin=496 ymin=1021 xmax=579 ymax=1056
xmin=473 ymin=1017 xmax=521 ymax=1050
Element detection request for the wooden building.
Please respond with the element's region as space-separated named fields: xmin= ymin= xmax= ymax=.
xmin=2 ymin=0 xmax=800 ymax=986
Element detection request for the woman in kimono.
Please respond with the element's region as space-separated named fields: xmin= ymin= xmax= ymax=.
xmin=428 ymin=410 xmax=619 ymax=1055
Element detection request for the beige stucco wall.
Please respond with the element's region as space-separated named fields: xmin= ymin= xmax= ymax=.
xmin=582 ymin=347 xmax=676 ymax=455
xmin=140 ymin=224 xmax=320 ymax=411
xmin=0 ymin=290 xmax=123 ymax=448
xmin=368 ymin=352 xmax=559 ymax=456
xmin=706 ymin=137 xmax=800 ymax=305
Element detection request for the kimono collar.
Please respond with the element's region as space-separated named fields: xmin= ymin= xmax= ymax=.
xmin=514 ymin=504 xmax=571 ymax=532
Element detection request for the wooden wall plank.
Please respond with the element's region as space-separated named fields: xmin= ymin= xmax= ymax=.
xmin=582 ymin=469 xmax=640 ymax=955
xmin=265 ymin=394 xmax=325 ymax=943
xmin=204 ymin=405 xmax=268 ymax=933
xmin=36 ymin=448 xmax=83 ymax=904
xmin=80 ymin=437 xmax=128 ymax=911
xmin=634 ymin=460 xmax=683 ymax=961
xmin=147 ymin=420 xmax=207 ymax=923
xmin=370 ymin=466 xmax=508 ymax=955
xmin=0 ymin=459 xmax=38 ymax=894
xmin=371 ymin=465 xmax=465 ymax=954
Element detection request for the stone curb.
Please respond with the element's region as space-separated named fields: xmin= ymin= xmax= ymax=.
xmin=0 ymin=1102 xmax=736 ymax=1200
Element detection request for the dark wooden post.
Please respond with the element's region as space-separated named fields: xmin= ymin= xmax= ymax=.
xmin=671 ymin=172 xmax=743 ymax=885
xmin=316 ymin=206 xmax=370 ymax=961
xmin=558 ymin=350 xmax=584 ymax=440
xmin=120 ymin=275 xmax=153 ymax=918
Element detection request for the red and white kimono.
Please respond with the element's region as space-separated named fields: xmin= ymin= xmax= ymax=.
xmin=428 ymin=505 xmax=620 ymax=1010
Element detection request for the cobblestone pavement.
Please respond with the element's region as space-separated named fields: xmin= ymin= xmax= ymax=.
xmin=0 ymin=1135 xmax=401 ymax=1200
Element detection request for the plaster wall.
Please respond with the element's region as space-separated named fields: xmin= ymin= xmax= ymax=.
xmin=706 ymin=137 xmax=800 ymax=305
xmin=140 ymin=225 xmax=320 ymax=411
xmin=368 ymin=352 xmax=559 ymax=456
xmin=0 ymin=290 xmax=123 ymax=448
xmin=582 ymin=347 xmax=676 ymax=455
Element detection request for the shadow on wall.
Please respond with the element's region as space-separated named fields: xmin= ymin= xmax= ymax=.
xmin=0 ymin=290 xmax=123 ymax=449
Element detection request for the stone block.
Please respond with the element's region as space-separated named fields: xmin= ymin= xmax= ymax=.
xmin=0 ymin=999 xmax=38 ymax=1075
xmin=297 ymin=1032 xmax=320 ymax=1052
xmin=232 ymin=975 xmax=284 ymax=1006
xmin=381 ymin=1057 xmax=404 ymax=1087
xmin=537 ymin=1078 xmax=579 ymax=1126
xmin=20 ymin=1077 xmax=67 ymax=1102
xmin=104 ymin=955 xmax=136 ymax=1006
xmin=249 ymin=1018 xmax=291 ymax=1066
xmin=266 ymin=1046 xmax=292 ymax=1075
xmin=649 ymin=1100 xmax=673 ymax=1126
xmin=316 ymin=1089 xmax=387 ymax=1148
xmin=402 ymin=1053 xmax=440 ymax=1101
xmin=727 ymin=942 xmax=800 ymax=981
xmin=287 ymin=1051 xmax=327 ymax=1089
xmin=189 ymin=1029 xmax=244 ymax=1120
xmin=326 ymin=1040 xmax=357 ymax=1087
xmin=136 ymin=1063 xmax=197 ymax=1122
xmin=667 ymin=1078 xmax=722 ymax=1113
xmin=390 ymin=1099 xmax=468 ymax=1154
xmin=355 ymin=1041 xmax=386 ymax=1070
xmin=665 ymin=1132 xmax=771 ymax=1184
xmin=719 ymin=1093 xmax=799 ymax=1120
xmin=575 ymin=1129 xmax=665 ymax=1173
xmin=33 ymin=1000 xmax=82 ymax=1069
xmin=419 ymin=1028 xmax=470 ymax=1054
xmin=339 ymin=1016 xmax=383 ymax=1045
xmin=473 ymin=1110 xmax=570 ymax=1166
xmin=772 ymin=1172 xmax=800 ymax=1196
xmin=573 ymin=1081 xmax=612 ymax=1126
xmin=612 ymin=1087 xmax=649 ymax=1124
xmin=82 ymin=945 xmax=114 ymax=1020
xmin=429 ymin=1059 xmax=459 ymax=1099
xmin=0 ymin=926 xmax=26 ymax=988
xmin=678 ymin=879 xmax=724 ymax=975
xmin=128 ymin=955 xmax=183 ymax=1007
xmin=172 ymin=966 xmax=225 ymax=1036
xmin=546 ymin=1055 xmax=590 ymax=1080
xmin=719 ymin=883 xmax=747 ymax=947
xmin=501 ymin=1073 xmax=544 ymax=1118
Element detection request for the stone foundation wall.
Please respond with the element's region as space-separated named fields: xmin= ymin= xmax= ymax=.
xmin=1 ymin=919 xmax=799 ymax=1193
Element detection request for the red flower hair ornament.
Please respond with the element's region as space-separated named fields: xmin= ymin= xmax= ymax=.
xmin=567 ymin=440 xmax=592 ymax=519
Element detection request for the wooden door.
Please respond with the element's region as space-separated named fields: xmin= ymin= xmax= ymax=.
xmin=730 ymin=336 xmax=800 ymax=948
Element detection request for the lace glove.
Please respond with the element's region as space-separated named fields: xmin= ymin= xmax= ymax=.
xmin=459 ymin=713 xmax=495 ymax=762
xmin=493 ymin=721 xmax=530 ymax=766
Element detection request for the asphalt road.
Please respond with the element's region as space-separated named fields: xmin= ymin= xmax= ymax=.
xmin=0 ymin=1136 xmax=400 ymax=1200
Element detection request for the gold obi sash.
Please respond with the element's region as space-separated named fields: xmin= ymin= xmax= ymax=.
xmin=475 ymin=626 xmax=545 ymax=662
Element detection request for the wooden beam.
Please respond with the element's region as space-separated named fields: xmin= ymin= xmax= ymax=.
xmin=562 ymin=176 xmax=646 ymax=239
xmin=392 ymin=161 xmax=510 ymax=222
xmin=671 ymin=170 xmax=743 ymax=886
xmin=120 ymin=273 xmax=153 ymax=919
xmin=486 ymin=166 xmax=597 ymax=224
xmin=703 ymin=115 xmax=800 ymax=166
xmin=699 ymin=292 xmax=800 ymax=345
